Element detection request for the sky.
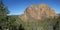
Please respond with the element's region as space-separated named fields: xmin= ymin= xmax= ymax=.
xmin=2 ymin=0 xmax=60 ymax=15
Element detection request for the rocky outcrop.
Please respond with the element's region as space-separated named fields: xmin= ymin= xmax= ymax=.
xmin=19 ymin=4 xmax=57 ymax=21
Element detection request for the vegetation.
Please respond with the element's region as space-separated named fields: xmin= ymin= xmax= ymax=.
xmin=0 ymin=0 xmax=9 ymax=30
xmin=21 ymin=16 xmax=60 ymax=30
xmin=0 ymin=0 xmax=60 ymax=30
xmin=0 ymin=0 xmax=22 ymax=30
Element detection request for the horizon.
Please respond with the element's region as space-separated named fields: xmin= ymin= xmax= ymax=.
xmin=3 ymin=0 xmax=60 ymax=15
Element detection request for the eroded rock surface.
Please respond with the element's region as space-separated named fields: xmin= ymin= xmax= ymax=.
xmin=19 ymin=4 xmax=57 ymax=21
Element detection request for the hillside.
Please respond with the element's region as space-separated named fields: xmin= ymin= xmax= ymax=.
xmin=19 ymin=4 xmax=58 ymax=21
xmin=18 ymin=4 xmax=60 ymax=30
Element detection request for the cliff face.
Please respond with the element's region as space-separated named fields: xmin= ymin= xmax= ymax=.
xmin=19 ymin=4 xmax=57 ymax=21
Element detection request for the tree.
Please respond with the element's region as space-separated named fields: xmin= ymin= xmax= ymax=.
xmin=7 ymin=16 xmax=21 ymax=30
xmin=0 ymin=0 xmax=23 ymax=30
xmin=0 ymin=0 xmax=9 ymax=29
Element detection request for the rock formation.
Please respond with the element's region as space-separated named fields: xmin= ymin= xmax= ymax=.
xmin=19 ymin=4 xmax=57 ymax=21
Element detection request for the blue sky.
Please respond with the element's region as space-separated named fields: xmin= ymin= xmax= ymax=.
xmin=3 ymin=0 xmax=60 ymax=15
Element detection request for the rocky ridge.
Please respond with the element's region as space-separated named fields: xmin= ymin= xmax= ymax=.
xmin=19 ymin=4 xmax=58 ymax=21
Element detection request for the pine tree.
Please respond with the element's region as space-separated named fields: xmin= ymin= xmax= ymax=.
xmin=0 ymin=0 xmax=9 ymax=29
